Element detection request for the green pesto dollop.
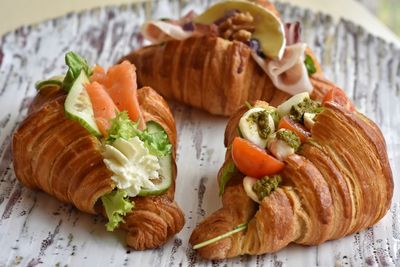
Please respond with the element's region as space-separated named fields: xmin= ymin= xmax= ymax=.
xmin=290 ymin=98 xmax=323 ymax=122
xmin=276 ymin=129 xmax=301 ymax=151
xmin=247 ymin=110 xmax=271 ymax=139
xmin=252 ymin=175 xmax=282 ymax=201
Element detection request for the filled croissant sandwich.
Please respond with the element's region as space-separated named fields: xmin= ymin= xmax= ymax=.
xmin=12 ymin=52 xmax=184 ymax=250
xmin=189 ymin=89 xmax=393 ymax=259
xmin=121 ymin=0 xmax=330 ymax=115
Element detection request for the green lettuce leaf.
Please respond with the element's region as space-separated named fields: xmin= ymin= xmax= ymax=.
xmin=106 ymin=111 xmax=140 ymax=143
xmin=143 ymin=129 xmax=172 ymax=157
xmin=219 ymin=160 xmax=238 ymax=196
xmin=304 ymin=54 xmax=317 ymax=76
xmin=106 ymin=111 xmax=172 ymax=157
xmin=62 ymin=51 xmax=92 ymax=92
xmin=101 ymin=190 xmax=134 ymax=231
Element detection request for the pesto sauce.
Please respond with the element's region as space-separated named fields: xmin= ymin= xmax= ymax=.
xmin=290 ymin=98 xmax=322 ymax=122
xmin=276 ymin=129 xmax=301 ymax=150
xmin=247 ymin=110 xmax=271 ymax=139
xmin=252 ymin=175 xmax=282 ymax=201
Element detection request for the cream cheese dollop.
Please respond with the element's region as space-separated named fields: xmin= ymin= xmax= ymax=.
xmin=102 ymin=137 xmax=160 ymax=197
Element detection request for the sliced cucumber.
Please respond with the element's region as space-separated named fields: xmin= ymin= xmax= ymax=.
xmin=138 ymin=154 xmax=172 ymax=196
xmin=138 ymin=121 xmax=173 ymax=196
xmin=64 ymin=70 xmax=101 ymax=137
xmin=35 ymin=75 xmax=65 ymax=91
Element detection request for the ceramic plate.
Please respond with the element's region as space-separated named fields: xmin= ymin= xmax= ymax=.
xmin=0 ymin=0 xmax=399 ymax=266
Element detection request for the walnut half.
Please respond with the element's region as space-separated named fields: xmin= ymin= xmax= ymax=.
xmin=218 ymin=12 xmax=255 ymax=42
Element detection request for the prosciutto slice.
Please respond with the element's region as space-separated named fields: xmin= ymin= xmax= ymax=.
xmin=141 ymin=11 xmax=198 ymax=44
xmin=141 ymin=16 xmax=312 ymax=96
xmin=285 ymin=22 xmax=301 ymax=45
xmin=252 ymin=43 xmax=313 ymax=95
xmin=141 ymin=20 xmax=194 ymax=44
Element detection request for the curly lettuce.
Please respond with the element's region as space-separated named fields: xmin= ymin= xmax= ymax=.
xmin=106 ymin=111 xmax=172 ymax=157
xmin=101 ymin=190 xmax=134 ymax=231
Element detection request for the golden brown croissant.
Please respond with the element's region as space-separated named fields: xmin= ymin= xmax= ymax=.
xmin=189 ymin=99 xmax=393 ymax=259
xmin=13 ymin=85 xmax=184 ymax=250
xmin=123 ymin=37 xmax=281 ymax=115
xmin=120 ymin=0 xmax=326 ymax=116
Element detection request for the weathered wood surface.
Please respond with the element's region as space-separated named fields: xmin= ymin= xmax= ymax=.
xmin=0 ymin=0 xmax=398 ymax=266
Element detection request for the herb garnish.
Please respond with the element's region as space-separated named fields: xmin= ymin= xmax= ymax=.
xmin=192 ymin=222 xmax=248 ymax=250
xmin=219 ymin=160 xmax=238 ymax=196
xmin=62 ymin=51 xmax=92 ymax=92
xmin=304 ymin=54 xmax=316 ymax=76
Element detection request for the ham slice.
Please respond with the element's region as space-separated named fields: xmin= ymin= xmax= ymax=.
xmin=252 ymin=43 xmax=313 ymax=95
xmin=141 ymin=20 xmax=194 ymax=44
xmin=285 ymin=22 xmax=301 ymax=45
xmin=141 ymin=15 xmax=312 ymax=96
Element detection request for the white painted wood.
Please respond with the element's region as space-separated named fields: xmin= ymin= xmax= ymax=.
xmin=0 ymin=1 xmax=398 ymax=266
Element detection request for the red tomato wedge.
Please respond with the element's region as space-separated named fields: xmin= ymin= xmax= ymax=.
xmin=323 ymin=87 xmax=355 ymax=112
xmin=85 ymin=81 xmax=119 ymax=137
xmin=94 ymin=61 xmax=145 ymax=130
xmin=231 ymin=137 xmax=285 ymax=178
xmin=278 ymin=116 xmax=310 ymax=142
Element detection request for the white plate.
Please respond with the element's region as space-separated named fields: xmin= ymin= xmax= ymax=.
xmin=0 ymin=1 xmax=399 ymax=266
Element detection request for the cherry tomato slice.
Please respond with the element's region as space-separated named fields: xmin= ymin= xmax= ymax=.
xmin=323 ymin=87 xmax=355 ymax=112
xmin=278 ymin=116 xmax=310 ymax=142
xmin=231 ymin=137 xmax=285 ymax=178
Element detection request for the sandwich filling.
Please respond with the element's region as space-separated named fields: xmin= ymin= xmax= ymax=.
xmin=219 ymin=92 xmax=323 ymax=203
xmin=36 ymin=52 xmax=173 ymax=231
xmin=140 ymin=0 xmax=315 ymax=95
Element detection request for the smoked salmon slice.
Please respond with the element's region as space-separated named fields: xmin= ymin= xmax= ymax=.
xmin=92 ymin=61 xmax=146 ymax=130
xmin=85 ymin=81 xmax=119 ymax=137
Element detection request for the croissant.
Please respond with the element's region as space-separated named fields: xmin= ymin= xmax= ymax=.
xmin=189 ymin=97 xmax=393 ymax=259
xmin=13 ymin=81 xmax=184 ymax=250
xmin=124 ymin=39 xmax=331 ymax=115
xmin=121 ymin=0 xmax=327 ymax=116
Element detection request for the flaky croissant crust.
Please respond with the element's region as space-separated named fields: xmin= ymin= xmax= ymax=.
xmin=13 ymin=86 xmax=184 ymax=250
xmin=189 ymin=100 xmax=393 ymax=259
xmin=122 ymin=35 xmax=328 ymax=117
